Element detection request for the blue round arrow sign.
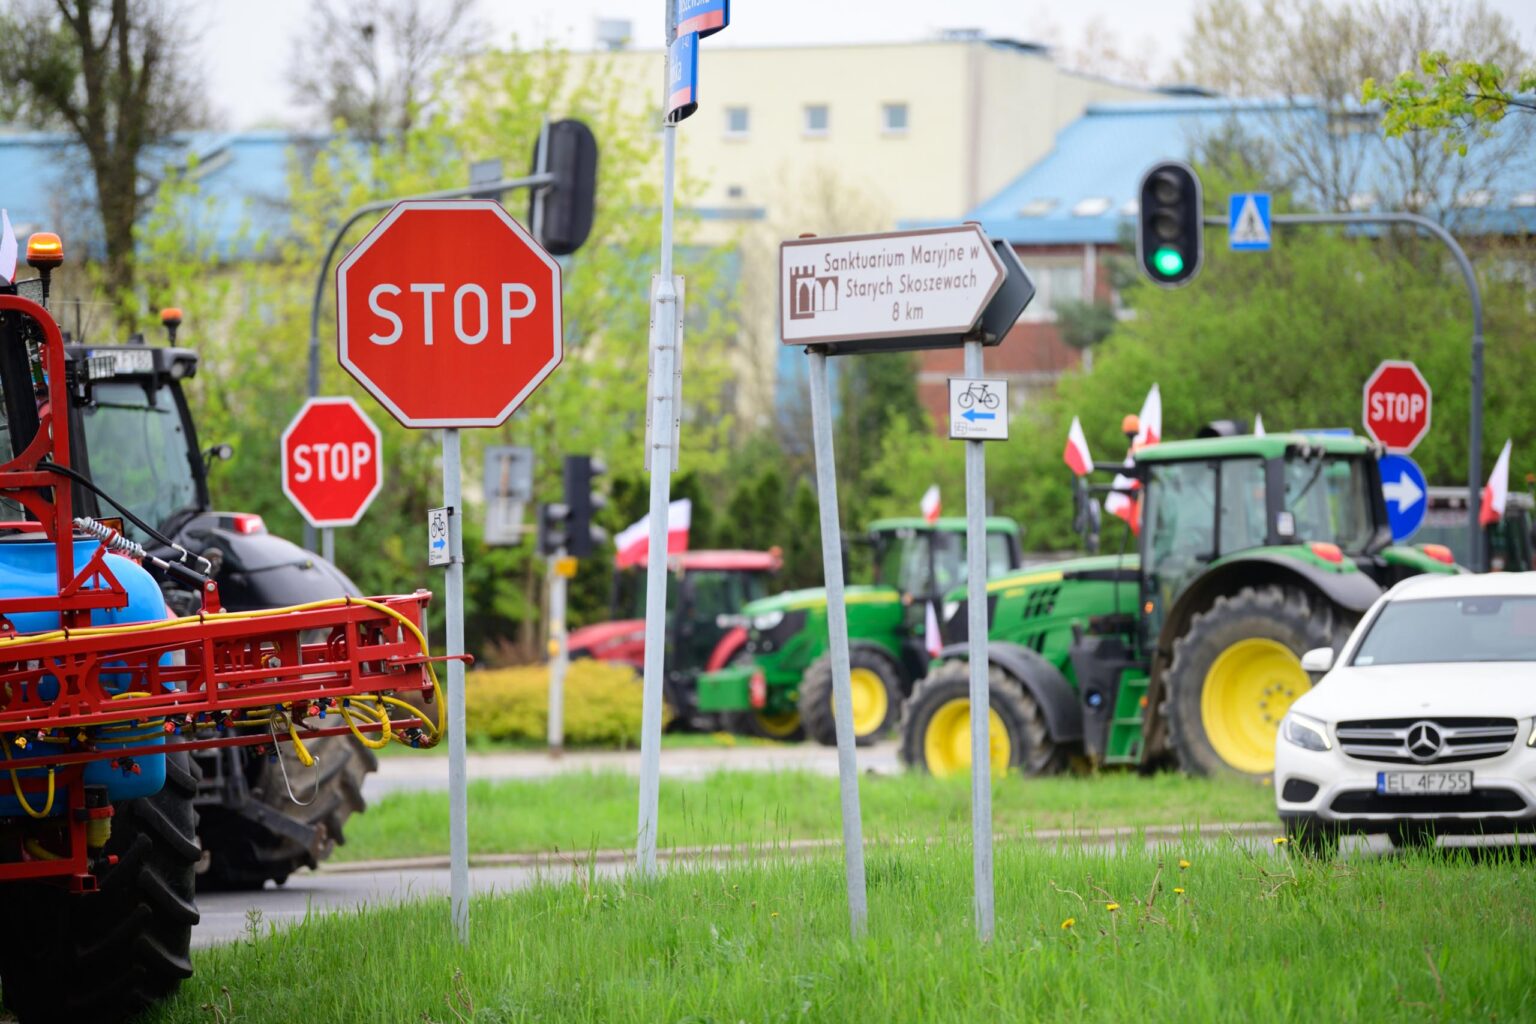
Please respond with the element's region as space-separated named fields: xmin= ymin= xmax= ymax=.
xmin=1379 ymin=453 xmax=1427 ymax=542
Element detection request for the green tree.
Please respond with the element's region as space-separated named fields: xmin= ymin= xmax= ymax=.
xmin=1364 ymin=51 xmax=1536 ymax=154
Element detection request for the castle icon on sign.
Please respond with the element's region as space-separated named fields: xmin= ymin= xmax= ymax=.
xmin=788 ymin=265 xmax=839 ymax=320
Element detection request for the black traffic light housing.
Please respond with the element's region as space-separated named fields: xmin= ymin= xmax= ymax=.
xmin=562 ymin=454 xmax=608 ymax=558
xmin=1136 ymin=161 xmax=1203 ymax=288
xmin=531 ymin=119 xmax=599 ymax=257
xmin=537 ymin=501 xmax=571 ymax=558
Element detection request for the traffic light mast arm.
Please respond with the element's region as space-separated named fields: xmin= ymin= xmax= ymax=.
xmin=1200 ymin=209 xmax=1485 ymax=570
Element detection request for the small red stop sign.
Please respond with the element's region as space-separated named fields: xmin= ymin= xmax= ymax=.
xmin=1362 ymin=360 xmax=1432 ymax=453
xmin=335 ymin=200 xmax=563 ymax=429
xmin=281 ymin=397 xmax=383 ymax=527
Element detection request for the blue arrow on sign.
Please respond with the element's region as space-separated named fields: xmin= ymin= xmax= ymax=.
xmin=962 ymin=409 xmax=995 ymax=422
xmin=1379 ymin=453 xmax=1428 ymax=542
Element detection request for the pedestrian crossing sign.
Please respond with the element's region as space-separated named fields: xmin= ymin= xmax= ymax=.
xmin=1228 ymin=193 xmax=1272 ymax=251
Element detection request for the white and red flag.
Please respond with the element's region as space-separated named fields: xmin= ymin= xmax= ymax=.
xmin=925 ymin=602 xmax=943 ymax=657
xmin=1254 ymin=413 xmax=1266 ymax=437
xmin=614 ymin=498 xmax=692 ymax=567
xmin=920 ymin=484 xmax=941 ymax=524
xmin=1063 ymin=416 xmax=1094 ymax=476
xmin=1104 ymin=384 xmax=1162 ymax=533
xmin=1479 ymin=439 xmax=1513 ymax=527
xmin=0 ymin=211 xmax=16 ymax=285
xmin=1132 ymin=383 xmax=1162 ymax=449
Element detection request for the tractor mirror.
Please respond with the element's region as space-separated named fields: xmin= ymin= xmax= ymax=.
xmin=1300 ymin=647 xmax=1335 ymax=674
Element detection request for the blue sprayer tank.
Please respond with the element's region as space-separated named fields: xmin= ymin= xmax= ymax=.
xmin=0 ymin=539 xmax=172 ymax=815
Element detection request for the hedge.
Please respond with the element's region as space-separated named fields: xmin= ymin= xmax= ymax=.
xmin=463 ymin=660 xmax=643 ymax=747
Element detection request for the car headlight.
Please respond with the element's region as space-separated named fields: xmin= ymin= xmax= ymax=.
xmin=751 ymin=611 xmax=784 ymax=633
xmin=1280 ymin=712 xmax=1332 ymax=752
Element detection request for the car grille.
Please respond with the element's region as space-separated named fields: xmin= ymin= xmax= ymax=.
xmin=1329 ymin=788 xmax=1527 ymax=816
xmin=1334 ymin=717 xmax=1519 ymax=765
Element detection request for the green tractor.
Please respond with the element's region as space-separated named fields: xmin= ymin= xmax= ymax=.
xmin=696 ymin=517 xmax=1022 ymax=745
xmin=1417 ymin=486 xmax=1534 ymax=572
xmin=900 ymin=431 xmax=1459 ymax=781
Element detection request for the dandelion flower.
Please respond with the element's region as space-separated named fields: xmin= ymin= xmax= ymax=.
xmin=770 ymin=911 xmax=780 ymax=919
xmin=1178 ymin=859 xmax=1191 ymax=870
xmin=1105 ymin=902 xmax=1120 ymax=912
xmin=1173 ymin=887 xmax=1185 ymax=895
xmin=1273 ymin=836 xmax=1289 ymax=846
xmin=1061 ymin=917 xmax=1076 ymax=930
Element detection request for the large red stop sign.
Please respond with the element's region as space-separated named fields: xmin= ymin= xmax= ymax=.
xmin=1362 ymin=360 xmax=1432 ymax=453
xmin=281 ymin=397 xmax=383 ymax=527
xmin=335 ymin=200 xmax=563 ymax=428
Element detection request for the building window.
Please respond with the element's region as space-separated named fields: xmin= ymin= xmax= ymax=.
xmin=803 ymin=104 xmax=830 ymax=136
xmin=725 ymin=106 xmax=749 ymax=138
xmin=882 ymin=103 xmax=909 ymax=134
xmin=1020 ymin=257 xmax=1086 ymax=321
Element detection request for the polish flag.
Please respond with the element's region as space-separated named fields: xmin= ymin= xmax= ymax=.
xmin=1133 ymin=383 xmax=1162 ymax=449
xmin=920 ymin=484 xmax=941 ymax=524
xmin=925 ymin=602 xmax=943 ymax=657
xmin=1063 ymin=416 xmax=1094 ymax=476
xmin=0 ymin=211 xmax=15 ymax=285
xmin=1254 ymin=414 xmax=1266 ymax=437
xmin=1104 ymin=384 xmax=1161 ymax=534
xmin=614 ymin=498 xmax=692 ymax=567
xmin=1479 ymin=439 xmax=1512 ymax=527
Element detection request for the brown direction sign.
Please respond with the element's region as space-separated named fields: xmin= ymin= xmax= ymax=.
xmin=779 ymin=225 xmax=1005 ymax=353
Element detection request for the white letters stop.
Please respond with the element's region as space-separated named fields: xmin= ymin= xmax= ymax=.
xmin=1370 ymin=391 xmax=1426 ymax=423
xmin=292 ymin=441 xmax=375 ymax=483
xmin=366 ymin=282 xmax=537 ymax=346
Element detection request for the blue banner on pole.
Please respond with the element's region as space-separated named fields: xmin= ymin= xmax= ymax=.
xmin=666 ymin=32 xmax=699 ymax=123
xmin=1379 ymin=452 xmax=1428 ymax=542
xmin=677 ymin=0 xmax=729 ymax=38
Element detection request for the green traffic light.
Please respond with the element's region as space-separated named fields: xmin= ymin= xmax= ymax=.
xmin=1153 ymin=247 xmax=1185 ymax=277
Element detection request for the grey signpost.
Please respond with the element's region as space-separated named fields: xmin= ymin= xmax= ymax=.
xmin=780 ymin=224 xmax=1030 ymax=940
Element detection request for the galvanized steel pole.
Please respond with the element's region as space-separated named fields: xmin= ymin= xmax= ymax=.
xmin=636 ymin=1 xmax=681 ymax=876
xmin=962 ymin=340 xmax=995 ymax=942
xmin=547 ymin=553 xmax=567 ymax=756
xmin=806 ymin=348 xmax=869 ymax=939
xmin=442 ymin=428 xmax=469 ymax=943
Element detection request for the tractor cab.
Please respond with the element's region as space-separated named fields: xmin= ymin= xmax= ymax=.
xmin=1417 ymin=486 xmax=1534 ymax=572
xmin=868 ymin=517 xmax=1021 ymax=606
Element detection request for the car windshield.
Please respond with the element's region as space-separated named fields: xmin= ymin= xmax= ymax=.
xmin=78 ymin=380 xmax=199 ymax=542
xmin=1284 ymin=456 xmax=1375 ymax=552
xmin=1351 ymin=595 xmax=1536 ymax=665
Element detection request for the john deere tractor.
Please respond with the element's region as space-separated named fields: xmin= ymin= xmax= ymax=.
xmin=697 ymin=517 xmax=1021 ymax=745
xmin=900 ymin=431 xmax=1458 ymax=781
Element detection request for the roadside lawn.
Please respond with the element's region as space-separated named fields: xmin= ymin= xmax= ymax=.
xmin=155 ymin=841 xmax=1536 ymax=1023
xmin=336 ymin=769 xmax=1276 ymax=862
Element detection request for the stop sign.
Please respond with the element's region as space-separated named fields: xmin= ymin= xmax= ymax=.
xmin=281 ymin=397 xmax=383 ymax=527
xmin=1362 ymin=360 xmax=1432 ymax=453
xmin=335 ymin=200 xmax=563 ymax=428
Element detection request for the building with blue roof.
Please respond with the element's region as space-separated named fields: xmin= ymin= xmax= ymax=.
xmin=911 ymin=96 xmax=1536 ymax=423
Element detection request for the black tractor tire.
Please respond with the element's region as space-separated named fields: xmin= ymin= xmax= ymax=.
xmin=197 ymin=734 xmax=376 ymax=891
xmin=798 ymin=648 xmax=904 ymax=747
xmin=1 ymin=751 xmax=202 ymax=1024
xmin=899 ymin=660 xmax=1064 ymax=777
xmin=1165 ymin=584 xmax=1352 ymax=782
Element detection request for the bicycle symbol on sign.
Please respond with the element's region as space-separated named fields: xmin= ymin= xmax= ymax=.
xmin=956 ymin=382 xmax=1000 ymax=411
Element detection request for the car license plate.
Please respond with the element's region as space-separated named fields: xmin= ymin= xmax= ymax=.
xmin=1377 ymin=770 xmax=1472 ymax=795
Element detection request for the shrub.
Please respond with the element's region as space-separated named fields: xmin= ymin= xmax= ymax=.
xmin=464 ymin=660 xmax=643 ymax=747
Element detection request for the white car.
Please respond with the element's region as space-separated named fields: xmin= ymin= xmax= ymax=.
xmin=1275 ymin=571 xmax=1536 ymax=851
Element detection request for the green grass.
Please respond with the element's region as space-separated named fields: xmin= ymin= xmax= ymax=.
xmin=156 ymin=841 xmax=1536 ymax=1022
xmin=338 ymin=770 xmax=1275 ymax=862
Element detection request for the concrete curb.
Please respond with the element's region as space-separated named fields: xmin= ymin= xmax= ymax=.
xmin=321 ymin=821 xmax=1282 ymax=875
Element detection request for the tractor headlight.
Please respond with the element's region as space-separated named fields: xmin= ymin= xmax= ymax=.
xmin=1281 ymin=712 xmax=1332 ymax=752
xmin=752 ymin=611 xmax=784 ymax=633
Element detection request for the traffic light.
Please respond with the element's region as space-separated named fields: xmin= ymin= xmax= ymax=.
xmin=530 ymin=119 xmax=598 ymax=257
xmin=562 ymin=454 xmax=608 ymax=558
xmin=1136 ymin=161 xmax=1203 ymax=288
xmin=537 ymin=501 xmax=571 ymax=558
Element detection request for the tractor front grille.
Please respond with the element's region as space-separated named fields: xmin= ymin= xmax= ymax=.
xmin=1335 ymin=717 xmax=1519 ymax=765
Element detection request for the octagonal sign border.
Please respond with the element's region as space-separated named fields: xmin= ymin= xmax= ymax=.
xmin=335 ymin=199 xmax=564 ymax=429
xmin=280 ymin=396 xmax=385 ymax=528
xmin=1361 ymin=359 xmax=1432 ymax=454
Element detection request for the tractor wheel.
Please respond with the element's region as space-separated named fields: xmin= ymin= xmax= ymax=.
xmin=798 ymin=648 xmax=903 ymax=747
xmin=1166 ymin=585 xmax=1351 ymax=781
xmin=1 ymin=751 xmax=202 ymax=1024
xmin=728 ymin=709 xmax=806 ymax=743
xmin=197 ymin=734 xmax=376 ymax=890
xmin=899 ymin=660 xmax=1062 ymax=778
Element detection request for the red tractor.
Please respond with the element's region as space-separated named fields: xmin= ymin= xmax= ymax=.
xmin=569 ymin=549 xmax=780 ymax=726
xmin=0 ymin=294 xmax=442 ymax=1022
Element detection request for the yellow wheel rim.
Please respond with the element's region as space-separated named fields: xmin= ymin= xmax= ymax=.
xmin=1200 ymin=637 xmax=1311 ymax=776
xmin=755 ymin=710 xmax=802 ymax=739
xmin=849 ymin=667 xmax=890 ymax=737
xmin=922 ymin=698 xmax=1010 ymax=779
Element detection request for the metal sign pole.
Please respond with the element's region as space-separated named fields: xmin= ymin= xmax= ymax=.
xmin=636 ymin=0 xmax=681 ymax=877
xmin=962 ymin=339 xmax=994 ymax=941
xmin=320 ymin=527 xmax=335 ymax=566
xmin=442 ymin=427 xmax=470 ymax=943
xmin=547 ymin=550 xmax=567 ymax=757
xmin=806 ymin=347 xmax=869 ymax=939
